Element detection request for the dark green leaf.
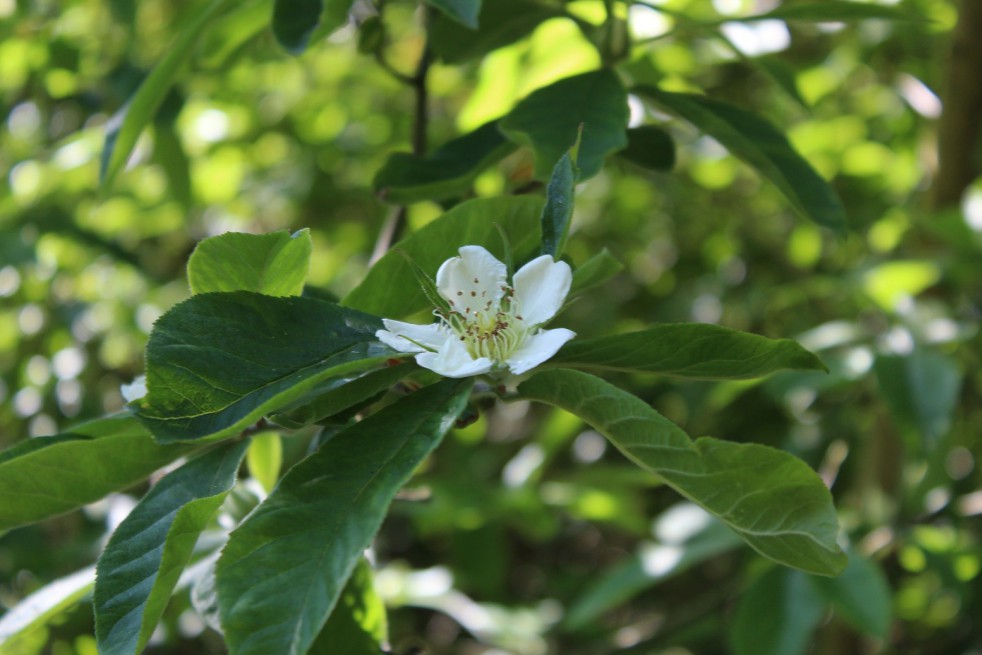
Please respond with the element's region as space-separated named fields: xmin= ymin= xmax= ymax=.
xmin=874 ymin=350 xmax=961 ymax=452
xmin=197 ymin=0 xmax=272 ymax=69
xmin=429 ymin=0 xmax=563 ymax=63
xmin=342 ymin=196 xmax=542 ymax=317
xmin=425 ymin=0 xmax=482 ymax=29
xmin=731 ymin=567 xmax=827 ymax=655
xmin=152 ymin=120 xmax=192 ymax=209
xmin=137 ymin=292 xmax=390 ymax=443
xmin=101 ymin=0 xmax=228 ymax=190
xmin=95 ymin=442 xmax=248 ymax=655
xmin=373 ymin=121 xmax=516 ymax=203
xmin=618 ymin=125 xmax=676 ymax=171
xmin=635 ymin=87 xmax=847 ymax=231
xmin=216 ymin=379 xmax=471 ymax=655
xmin=549 ymin=323 xmax=826 ymax=379
xmin=0 ymin=567 xmax=95 ymax=651
xmin=569 ymin=248 xmax=623 ymax=294
xmin=517 ymin=369 xmax=846 ymax=575
xmin=187 ymin=230 xmax=313 ymax=296
xmin=540 ymin=152 xmax=576 ymax=258
xmin=755 ymin=55 xmax=809 ymax=108
xmin=810 ymin=550 xmax=891 ymax=639
xmin=757 ymin=1 xmax=920 ymax=22
xmin=309 ymin=558 xmax=388 ymax=654
xmin=499 ymin=69 xmax=629 ymax=180
xmin=269 ymin=364 xmax=412 ymax=429
xmin=0 ymin=417 xmax=189 ymax=531
xmin=273 ymin=0 xmax=354 ymax=53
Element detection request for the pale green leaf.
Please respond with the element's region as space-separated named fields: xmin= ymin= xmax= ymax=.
xmin=0 ymin=567 xmax=95 ymax=651
xmin=187 ymin=230 xmax=312 ymax=296
xmin=246 ymin=432 xmax=282 ymax=494
xmin=569 ymin=248 xmax=623 ymax=294
xmin=308 ymin=558 xmax=388 ymax=654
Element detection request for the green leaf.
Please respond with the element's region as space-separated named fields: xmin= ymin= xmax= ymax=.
xmin=549 ymin=323 xmax=826 ymax=379
xmin=517 ymin=369 xmax=846 ymax=576
xmin=216 ymin=379 xmax=472 ymax=655
xmin=342 ymin=196 xmax=543 ymax=317
xmin=137 ymin=292 xmax=390 ymax=443
xmin=309 ymin=558 xmax=388 ymax=654
xmin=425 ymin=0 xmax=482 ymax=29
xmin=269 ymin=364 xmax=412 ymax=429
xmin=187 ymin=229 xmax=313 ymax=296
xmin=635 ymin=87 xmax=847 ymax=231
xmin=94 ymin=442 xmax=248 ymax=655
xmin=757 ymin=1 xmax=920 ymax=22
xmin=429 ymin=0 xmax=564 ymax=63
xmin=272 ymin=0 xmax=354 ymax=53
xmin=731 ymin=567 xmax=827 ymax=655
xmin=564 ymin=504 xmax=741 ymax=630
xmin=810 ymin=550 xmax=891 ymax=639
xmin=246 ymin=431 xmax=282 ymax=494
xmin=373 ymin=121 xmax=516 ymax=203
xmin=0 ymin=417 xmax=189 ymax=531
xmin=618 ymin=125 xmax=676 ymax=171
xmin=101 ymin=0 xmax=228 ymax=190
xmin=569 ymin=248 xmax=623 ymax=294
xmin=540 ymin=151 xmax=576 ymax=258
xmin=197 ymin=0 xmax=272 ymax=69
xmin=0 ymin=566 xmax=95 ymax=651
xmin=499 ymin=69 xmax=629 ymax=181
xmin=874 ymin=350 xmax=961 ymax=452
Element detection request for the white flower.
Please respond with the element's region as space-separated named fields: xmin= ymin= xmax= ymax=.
xmin=120 ymin=375 xmax=147 ymax=403
xmin=376 ymin=246 xmax=576 ymax=379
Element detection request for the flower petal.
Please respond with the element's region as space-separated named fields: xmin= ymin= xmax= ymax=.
xmin=416 ymin=338 xmax=494 ymax=378
xmin=436 ymin=245 xmax=507 ymax=321
xmin=377 ymin=319 xmax=449 ymax=354
xmin=512 ymin=255 xmax=572 ymax=326
xmin=505 ymin=327 xmax=576 ymax=375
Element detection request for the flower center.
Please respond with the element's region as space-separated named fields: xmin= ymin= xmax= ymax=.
xmin=439 ymin=283 xmax=528 ymax=363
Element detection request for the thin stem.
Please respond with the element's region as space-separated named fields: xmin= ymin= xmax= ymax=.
xmin=370 ymin=11 xmax=432 ymax=263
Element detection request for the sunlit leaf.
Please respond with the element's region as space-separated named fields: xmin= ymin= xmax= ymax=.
xmin=137 ymin=292 xmax=391 ymax=443
xmin=308 ymin=558 xmax=388 ymax=654
xmin=95 ymin=442 xmax=248 ymax=655
xmin=549 ymin=323 xmax=826 ymax=379
xmin=635 ymin=87 xmax=847 ymax=231
xmin=518 ymin=369 xmax=846 ymax=575
xmin=342 ymin=196 xmax=542 ymax=317
xmin=0 ymin=567 xmax=95 ymax=651
xmin=216 ymin=379 xmax=471 ymax=655
xmin=373 ymin=121 xmax=515 ymax=203
xmin=500 ymin=69 xmax=629 ymax=180
xmin=0 ymin=416 xmax=189 ymax=531
xmin=101 ymin=0 xmax=229 ymax=190
xmin=197 ymin=0 xmax=272 ymax=69
xmin=246 ymin=431 xmax=282 ymax=494
xmin=731 ymin=567 xmax=827 ymax=655
xmin=187 ymin=230 xmax=312 ymax=296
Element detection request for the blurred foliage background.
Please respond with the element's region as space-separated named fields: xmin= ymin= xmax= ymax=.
xmin=2 ymin=0 xmax=981 ymax=653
